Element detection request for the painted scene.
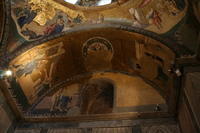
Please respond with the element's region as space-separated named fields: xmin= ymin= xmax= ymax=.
xmin=8 ymin=31 xmax=175 ymax=116
xmin=32 ymin=73 xmax=166 ymax=116
xmin=7 ymin=0 xmax=187 ymax=53
xmin=10 ymin=42 xmax=65 ymax=104
xmin=34 ymin=78 xmax=114 ymax=115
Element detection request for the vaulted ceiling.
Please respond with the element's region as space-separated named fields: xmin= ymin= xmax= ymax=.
xmin=0 ymin=0 xmax=200 ymax=122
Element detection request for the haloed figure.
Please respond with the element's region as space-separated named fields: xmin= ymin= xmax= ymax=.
xmin=44 ymin=15 xmax=65 ymax=35
xmin=80 ymin=79 xmax=114 ymax=114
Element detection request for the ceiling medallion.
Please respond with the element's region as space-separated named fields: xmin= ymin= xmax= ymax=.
xmin=82 ymin=37 xmax=113 ymax=57
xmin=82 ymin=37 xmax=114 ymax=71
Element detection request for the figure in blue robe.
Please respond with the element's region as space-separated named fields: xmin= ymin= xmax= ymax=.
xmin=49 ymin=24 xmax=64 ymax=35
xmin=14 ymin=60 xmax=39 ymax=78
xmin=59 ymin=96 xmax=72 ymax=111
xmin=17 ymin=9 xmax=37 ymax=28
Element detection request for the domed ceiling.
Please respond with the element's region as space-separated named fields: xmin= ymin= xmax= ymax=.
xmin=1 ymin=0 xmax=199 ymax=122
xmin=4 ymin=28 xmax=176 ymax=121
xmin=5 ymin=0 xmax=187 ymax=54
xmin=63 ymin=0 xmax=118 ymax=7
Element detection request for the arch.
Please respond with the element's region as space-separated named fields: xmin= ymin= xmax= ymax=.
xmin=5 ymin=24 xmax=192 ymax=63
xmin=28 ymin=71 xmax=167 ymax=117
xmin=0 ymin=0 xmax=5 ymax=43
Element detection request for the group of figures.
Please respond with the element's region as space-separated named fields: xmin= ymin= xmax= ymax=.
xmin=11 ymin=0 xmax=84 ymax=40
xmin=129 ymin=0 xmax=185 ymax=29
xmin=10 ymin=0 xmax=186 ymax=43
xmin=7 ymin=30 xmax=174 ymax=116
xmin=10 ymin=42 xmax=66 ymax=103
xmin=9 ymin=39 xmax=114 ymax=115
xmin=50 ymin=87 xmax=81 ymax=115
xmin=34 ymin=79 xmax=114 ymax=115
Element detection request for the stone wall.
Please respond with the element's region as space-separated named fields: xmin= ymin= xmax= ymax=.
xmin=14 ymin=119 xmax=180 ymax=133
xmin=178 ymin=71 xmax=200 ymax=133
xmin=0 ymin=89 xmax=15 ymax=133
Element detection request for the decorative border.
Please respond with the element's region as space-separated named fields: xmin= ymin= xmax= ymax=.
xmin=82 ymin=36 xmax=114 ymax=57
xmin=16 ymin=118 xmax=178 ymax=130
xmin=0 ymin=0 xmax=10 ymax=67
xmin=3 ymin=24 xmax=193 ymax=63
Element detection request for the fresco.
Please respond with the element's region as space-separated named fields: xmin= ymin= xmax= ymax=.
xmin=34 ymin=78 xmax=114 ymax=115
xmin=83 ymin=37 xmax=114 ymax=71
xmin=10 ymin=42 xmax=65 ymax=104
xmin=128 ymin=0 xmax=186 ymax=29
xmin=8 ymin=30 xmax=175 ymax=118
xmin=11 ymin=0 xmax=84 ymax=41
xmin=8 ymin=0 xmax=187 ymax=53
xmin=32 ymin=72 xmax=165 ymax=116
xmin=82 ymin=37 xmax=113 ymax=57
xmin=35 ymin=84 xmax=81 ymax=115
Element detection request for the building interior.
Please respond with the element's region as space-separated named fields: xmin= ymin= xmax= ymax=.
xmin=0 ymin=0 xmax=200 ymax=133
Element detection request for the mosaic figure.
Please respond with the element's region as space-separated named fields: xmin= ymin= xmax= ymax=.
xmin=129 ymin=8 xmax=149 ymax=28
xmin=10 ymin=42 xmax=65 ymax=103
xmin=16 ymin=6 xmax=37 ymax=28
xmin=11 ymin=0 xmax=84 ymax=41
xmin=50 ymin=86 xmax=80 ymax=115
xmin=44 ymin=15 xmax=65 ymax=36
xmin=83 ymin=37 xmax=114 ymax=71
xmin=80 ymin=79 xmax=114 ymax=114
xmin=147 ymin=9 xmax=163 ymax=29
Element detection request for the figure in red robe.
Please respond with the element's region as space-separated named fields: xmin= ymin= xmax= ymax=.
xmin=152 ymin=10 xmax=162 ymax=29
